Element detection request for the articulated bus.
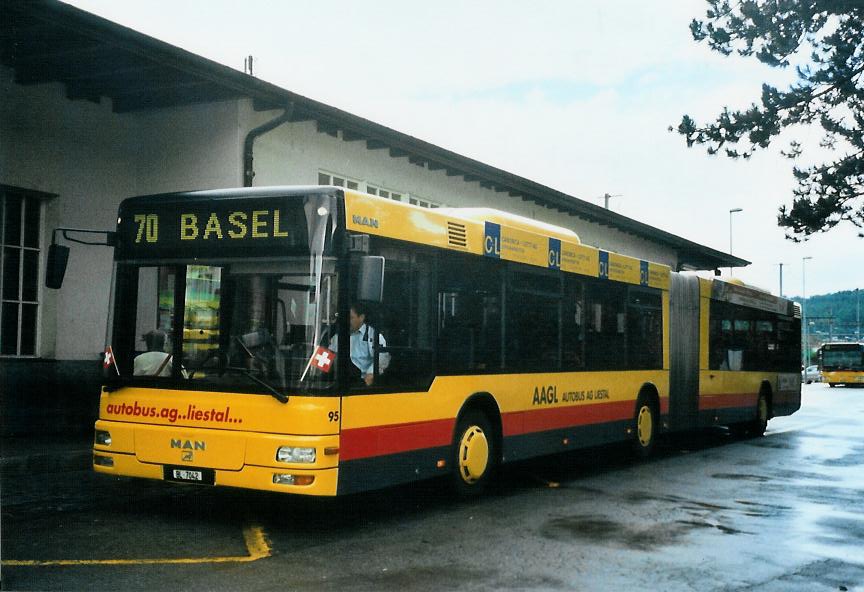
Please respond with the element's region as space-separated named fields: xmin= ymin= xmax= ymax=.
xmin=818 ymin=343 xmax=864 ymax=387
xmin=77 ymin=186 xmax=800 ymax=496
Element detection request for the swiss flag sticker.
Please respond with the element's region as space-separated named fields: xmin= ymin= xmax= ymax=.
xmin=312 ymin=347 xmax=335 ymax=373
xmin=103 ymin=346 xmax=114 ymax=368
xmin=103 ymin=346 xmax=119 ymax=374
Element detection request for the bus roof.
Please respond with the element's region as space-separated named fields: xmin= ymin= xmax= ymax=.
xmin=345 ymin=188 xmax=671 ymax=290
xmin=699 ymin=276 xmax=798 ymax=317
xmin=118 ymin=185 xmax=334 ymax=208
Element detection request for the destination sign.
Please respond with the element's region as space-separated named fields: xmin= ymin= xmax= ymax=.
xmin=116 ymin=197 xmax=309 ymax=260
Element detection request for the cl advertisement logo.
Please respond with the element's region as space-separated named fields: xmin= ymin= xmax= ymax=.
xmin=484 ymin=222 xmax=501 ymax=258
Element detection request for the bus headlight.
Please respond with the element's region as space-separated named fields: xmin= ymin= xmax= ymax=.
xmin=276 ymin=446 xmax=316 ymax=464
xmin=95 ymin=430 xmax=112 ymax=446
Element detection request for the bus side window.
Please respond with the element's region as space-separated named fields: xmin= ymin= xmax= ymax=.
xmin=709 ymin=301 xmax=733 ymax=371
xmin=562 ymin=277 xmax=584 ymax=370
xmin=437 ymin=254 xmax=501 ymax=373
xmin=505 ymin=266 xmax=561 ymax=371
xmin=584 ymin=280 xmax=627 ymax=370
xmin=627 ymin=288 xmax=663 ymax=370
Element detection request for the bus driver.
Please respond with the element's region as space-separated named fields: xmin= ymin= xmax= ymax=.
xmin=329 ymin=303 xmax=390 ymax=386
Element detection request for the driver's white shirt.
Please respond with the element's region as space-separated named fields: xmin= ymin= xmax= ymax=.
xmin=329 ymin=323 xmax=390 ymax=376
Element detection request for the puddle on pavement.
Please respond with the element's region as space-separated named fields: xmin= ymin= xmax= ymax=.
xmin=770 ymin=469 xmax=829 ymax=481
xmin=674 ymin=520 xmax=750 ymax=535
xmin=540 ymin=514 xmax=751 ymax=550
xmin=746 ymin=439 xmax=794 ymax=450
xmin=711 ymin=473 xmax=771 ymax=482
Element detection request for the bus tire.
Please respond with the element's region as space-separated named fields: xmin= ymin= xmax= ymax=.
xmin=828 ymin=383 xmax=836 ymax=388
xmin=450 ymin=410 xmax=496 ymax=497
xmin=632 ymin=394 xmax=658 ymax=458
xmin=750 ymin=390 xmax=769 ymax=437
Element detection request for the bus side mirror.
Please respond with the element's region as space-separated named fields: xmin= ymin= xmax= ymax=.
xmin=357 ymin=256 xmax=384 ymax=303
xmin=45 ymin=243 xmax=70 ymax=289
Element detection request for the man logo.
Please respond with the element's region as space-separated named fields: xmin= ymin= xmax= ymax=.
xmin=351 ymin=214 xmax=379 ymax=229
xmin=171 ymin=438 xmax=206 ymax=450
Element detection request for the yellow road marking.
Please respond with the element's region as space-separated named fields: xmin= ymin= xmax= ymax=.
xmin=2 ymin=525 xmax=270 ymax=567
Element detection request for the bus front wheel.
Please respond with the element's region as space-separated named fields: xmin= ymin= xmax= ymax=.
xmin=450 ymin=411 xmax=496 ymax=497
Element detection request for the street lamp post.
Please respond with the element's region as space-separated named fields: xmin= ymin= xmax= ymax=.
xmin=802 ymin=256 xmax=813 ymax=368
xmin=776 ymin=262 xmax=788 ymax=297
xmin=729 ymin=208 xmax=743 ymax=276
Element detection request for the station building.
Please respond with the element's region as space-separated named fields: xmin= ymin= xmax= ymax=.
xmin=0 ymin=1 xmax=745 ymax=436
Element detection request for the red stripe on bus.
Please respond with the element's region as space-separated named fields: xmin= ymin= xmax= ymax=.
xmin=341 ymin=397 xmax=670 ymax=461
xmin=340 ymin=418 xmax=455 ymax=461
xmin=501 ymin=400 xmax=637 ymax=436
xmin=698 ymin=393 xmax=757 ymax=410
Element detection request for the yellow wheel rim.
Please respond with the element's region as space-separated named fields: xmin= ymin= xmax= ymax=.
xmin=458 ymin=425 xmax=489 ymax=484
xmin=637 ymin=405 xmax=653 ymax=447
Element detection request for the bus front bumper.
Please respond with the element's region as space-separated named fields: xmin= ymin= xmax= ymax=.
xmin=93 ymin=419 xmax=340 ymax=496
xmin=93 ymin=450 xmax=338 ymax=495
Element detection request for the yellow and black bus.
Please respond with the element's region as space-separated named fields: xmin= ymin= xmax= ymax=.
xmin=818 ymin=342 xmax=864 ymax=387
xmin=81 ymin=186 xmax=801 ymax=496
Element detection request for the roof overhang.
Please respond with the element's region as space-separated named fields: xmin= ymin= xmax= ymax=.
xmin=1 ymin=0 xmax=749 ymax=272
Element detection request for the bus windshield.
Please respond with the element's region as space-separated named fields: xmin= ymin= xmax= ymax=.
xmin=108 ymin=191 xmax=341 ymax=396
xmin=821 ymin=345 xmax=864 ymax=371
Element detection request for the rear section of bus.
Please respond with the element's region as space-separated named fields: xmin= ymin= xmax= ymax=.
xmin=697 ymin=278 xmax=801 ymax=425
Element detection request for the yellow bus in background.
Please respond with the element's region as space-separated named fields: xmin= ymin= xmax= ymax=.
xmin=72 ymin=186 xmax=800 ymax=496
xmin=819 ymin=343 xmax=864 ymax=387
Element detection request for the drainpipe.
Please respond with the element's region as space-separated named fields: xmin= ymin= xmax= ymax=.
xmin=243 ymin=102 xmax=295 ymax=187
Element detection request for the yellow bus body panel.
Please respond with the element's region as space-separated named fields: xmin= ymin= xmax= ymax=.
xmin=342 ymin=371 xmax=669 ymax=430
xmin=822 ymin=370 xmax=864 ymax=385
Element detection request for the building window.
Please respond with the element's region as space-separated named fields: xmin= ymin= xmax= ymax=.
xmin=409 ymin=196 xmax=441 ymax=208
xmin=318 ymin=170 xmax=360 ymax=191
xmin=367 ymin=184 xmax=404 ymax=202
xmin=1 ymin=188 xmax=43 ymax=357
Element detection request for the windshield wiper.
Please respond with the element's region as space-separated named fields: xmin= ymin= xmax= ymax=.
xmin=221 ymin=366 xmax=288 ymax=404
xmin=229 ymin=335 xmax=288 ymax=403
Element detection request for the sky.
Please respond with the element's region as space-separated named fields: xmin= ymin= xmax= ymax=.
xmin=66 ymin=0 xmax=863 ymax=298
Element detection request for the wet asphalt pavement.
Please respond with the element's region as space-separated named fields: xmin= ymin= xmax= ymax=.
xmin=2 ymin=382 xmax=863 ymax=591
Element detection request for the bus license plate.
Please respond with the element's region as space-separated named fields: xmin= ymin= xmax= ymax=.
xmin=173 ymin=469 xmax=202 ymax=481
xmin=163 ymin=465 xmax=215 ymax=485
